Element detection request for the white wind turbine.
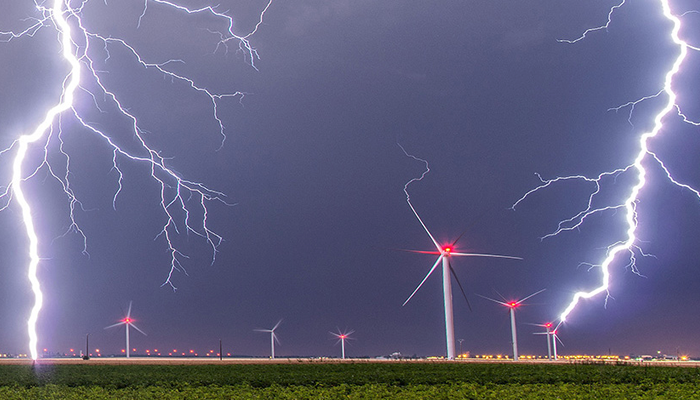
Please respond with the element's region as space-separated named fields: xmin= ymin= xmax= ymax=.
xmin=478 ymin=289 xmax=545 ymax=361
xmin=104 ymin=301 xmax=146 ymax=358
xmin=533 ymin=322 xmax=562 ymax=360
xmin=397 ymin=145 xmax=521 ymax=360
xmin=331 ymin=329 xmax=354 ymax=359
xmin=255 ymin=320 xmax=282 ymax=359
xmin=400 ymin=215 xmax=522 ymax=360
xmin=551 ymin=326 xmax=563 ymax=360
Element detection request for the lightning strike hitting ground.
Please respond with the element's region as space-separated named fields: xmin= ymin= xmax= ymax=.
xmin=512 ymin=0 xmax=699 ymax=329
xmin=1 ymin=0 xmax=271 ymax=360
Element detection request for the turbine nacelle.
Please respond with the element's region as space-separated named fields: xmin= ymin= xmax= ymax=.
xmin=477 ymin=288 xmax=545 ymax=310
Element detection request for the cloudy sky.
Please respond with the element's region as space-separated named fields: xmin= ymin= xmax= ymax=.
xmin=0 ymin=0 xmax=699 ymax=358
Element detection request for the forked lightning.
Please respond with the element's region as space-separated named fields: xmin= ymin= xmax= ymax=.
xmin=513 ymin=0 xmax=699 ymax=330
xmin=1 ymin=0 xmax=271 ymax=360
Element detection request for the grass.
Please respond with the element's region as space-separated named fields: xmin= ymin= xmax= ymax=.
xmin=0 ymin=361 xmax=698 ymax=398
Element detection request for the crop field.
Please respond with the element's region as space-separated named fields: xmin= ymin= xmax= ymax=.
xmin=0 ymin=359 xmax=699 ymax=399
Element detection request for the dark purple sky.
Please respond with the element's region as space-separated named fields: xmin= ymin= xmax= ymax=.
xmin=0 ymin=0 xmax=699 ymax=358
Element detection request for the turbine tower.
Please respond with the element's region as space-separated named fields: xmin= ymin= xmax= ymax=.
xmin=401 ymin=224 xmax=521 ymax=360
xmin=104 ymin=301 xmax=146 ymax=358
xmin=331 ymin=329 xmax=354 ymax=359
xmin=255 ymin=320 xmax=282 ymax=359
xmin=551 ymin=326 xmax=562 ymax=360
xmin=478 ymin=289 xmax=545 ymax=361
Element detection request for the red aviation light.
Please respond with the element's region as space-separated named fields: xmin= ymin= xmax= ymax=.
xmin=509 ymin=302 xmax=519 ymax=308
xmin=443 ymin=246 xmax=452 ymax=253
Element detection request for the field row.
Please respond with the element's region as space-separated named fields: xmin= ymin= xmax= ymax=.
xmin=0 ymin=362 xmax=699 ymax=399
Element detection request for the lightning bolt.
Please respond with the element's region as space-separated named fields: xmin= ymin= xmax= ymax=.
xmin=512 ymin=0 xmax=699 ymax=329
xmin=2 ymin=0 xmax=271 ymax=360
xmin=397 ymin=143 xmax=441 ymax=249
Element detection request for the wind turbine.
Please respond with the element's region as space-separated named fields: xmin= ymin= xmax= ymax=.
xmin=331 ymin=329 xmax=354 ymax=359
xmin=104 ymin=301 xmax=146 ymax=358
xmin=478 ymin=289 xmax=545 ymax=361
xmin=255 ymin=320 xmax=281 ymax=359
xmin=397 ymin=144 xmax=521 ymax=359
xmin=400 ymin=217 xmax=522 ymax=360
xmin=551 ymin=326 xmax=563 ymax=360
xmin=533 ymin=322 xmax=562 ymax=360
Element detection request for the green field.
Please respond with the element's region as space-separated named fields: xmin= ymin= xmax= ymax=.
xmin=0 ymin=361 xmax=699 ymax=399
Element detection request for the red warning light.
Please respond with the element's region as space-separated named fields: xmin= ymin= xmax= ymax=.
xmin=443 ymin=246 xmax=452 ymax=253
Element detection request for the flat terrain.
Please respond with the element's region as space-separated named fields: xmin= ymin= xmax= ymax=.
xmin=0 ymin=358 xmax=698 ymax=398
xmin=2 ymin=356 xmax=700 ymax=367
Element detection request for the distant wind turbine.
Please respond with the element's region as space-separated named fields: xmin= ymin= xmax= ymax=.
xmin=533 ymin=322 xmax=562 ymax=360
xmin=331 ymin=329 xmax=354 ymax=359
xmin=104 ymin=301 xmax=146 ymax=358
xmin=478 ymin=289 xmax=545 ymax=361
xmin=255 ymin=320 xmax=282 ymax=359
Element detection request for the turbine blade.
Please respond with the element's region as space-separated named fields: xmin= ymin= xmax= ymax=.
xmin=450 ymin=252 xmax=522 ymax=260
xmin=518 ymin=288 xmax=546 ymax=304
xmin=104 ymin=321 xmax=126 ymax=330
xmin=388 ymin=248 xmax=442 ymax=255
xmin=451 ymin=228 xmax=469 ymax=248
xmin=475 ymin=293 xmax=509 ymax=307
xmin=554 ymin=334 xmax=565 ymax=347
xmin=272 ymin=319 xmax=282 ymax=331
xmin=407 ymin=202 xmax=442 ymax=252
xmin=449 ymin=261 xmax=472 ymax=311
xmin=403 ymin=256 xmax=443 ymax=306
xmin=130 ymin=323 xmax=147 ymax=336
xmin=272 ymin=332 xmax=280 ymax=345
xmin=493 ymin=288 xmax=507 ymax=302
xmin=127 ymin=301 xmax=133 ymax=319
xmin=254 ymin=329 xmax=273 ymax=333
